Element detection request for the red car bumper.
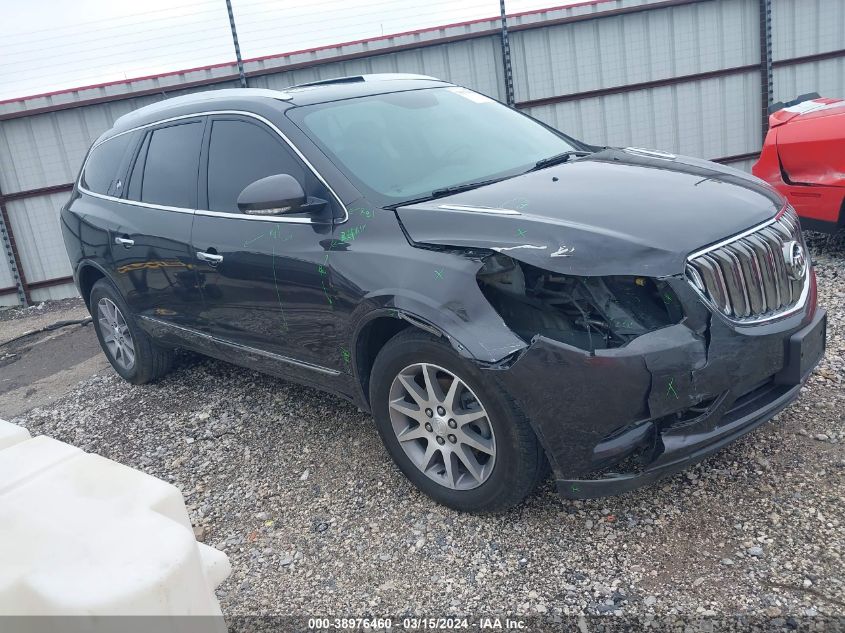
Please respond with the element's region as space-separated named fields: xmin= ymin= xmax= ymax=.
xmin=753 ymin=97 xmax=845 ymax=232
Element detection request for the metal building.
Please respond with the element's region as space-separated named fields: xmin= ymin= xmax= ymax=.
xmin=0 ymin=0 xmax=843 ymax=305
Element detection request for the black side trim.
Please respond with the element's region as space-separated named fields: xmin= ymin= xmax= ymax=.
xmin=137 ymin=315 xmax=340 ymax=376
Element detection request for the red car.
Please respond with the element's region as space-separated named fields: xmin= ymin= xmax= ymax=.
xmin=753 ymin=94 xmax=845 ymax=233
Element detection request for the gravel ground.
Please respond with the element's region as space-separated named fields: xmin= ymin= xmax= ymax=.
xmin=7 ymin=233 xmax=845 ymax=625
xmin=0 ymin=297 xmax=88 ymax=345
xmin=0 ymin=297 xmax=85 ymax=323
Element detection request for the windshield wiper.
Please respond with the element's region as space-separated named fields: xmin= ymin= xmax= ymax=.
xmin=430 ymin=177 xmax=506 ymax=197
xmin=531 ymin=150 xmax=594 ymax=171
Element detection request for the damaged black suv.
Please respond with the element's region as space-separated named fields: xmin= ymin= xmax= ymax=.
xmin=62 ymin=74 xmax=827 ymax=511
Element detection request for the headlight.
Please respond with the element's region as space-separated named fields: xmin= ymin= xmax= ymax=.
xmin=477 ymin=254 xmax=683 ymax=351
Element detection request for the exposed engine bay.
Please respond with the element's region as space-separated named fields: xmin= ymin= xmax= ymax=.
xmin=476 ymin=254 xmax=683 ymax=351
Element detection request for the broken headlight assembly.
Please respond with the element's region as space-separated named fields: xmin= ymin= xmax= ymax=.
xmin=477 ymin=254 xmax=683 ymax=351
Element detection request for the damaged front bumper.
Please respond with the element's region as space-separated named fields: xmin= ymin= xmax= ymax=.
xmin=493 ymin=291 xmax=827 ymax=499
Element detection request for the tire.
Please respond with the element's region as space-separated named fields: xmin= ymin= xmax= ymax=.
xmin=370 ymin=328 xmax=547 ymax=512
xmin=89 ymin=278 xmax=174 ymax=385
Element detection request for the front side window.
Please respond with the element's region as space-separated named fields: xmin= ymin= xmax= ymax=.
xmin=206 ymin=119 xmax=305 ymax=213
xmin=138 ymin=121 xmax=204 ymax=208
xmin=290 ymin=86 xmax=577 ymax=205
xmin=81 ymin=133 xmax=133 ymax=195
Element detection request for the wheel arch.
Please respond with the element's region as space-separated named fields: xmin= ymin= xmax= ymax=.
xmin=348 ymin=281 xmax=528 ymax=410
xmin=351 ymin=304 xmax=476 ymax=411
xmin=76 ymin=260 xmax=113 ymax=308
xmin=352 ymin=313 xmax=410 ymax=411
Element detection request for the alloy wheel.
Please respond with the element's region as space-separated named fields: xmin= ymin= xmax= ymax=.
xmin=97 ymin=297 xmax=136 ymax=371
xmin=387 ymin=363 xmax=496 ymax=490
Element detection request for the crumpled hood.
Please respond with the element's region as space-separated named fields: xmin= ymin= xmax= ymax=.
xmin=396 ymin=148 xmax=784 ymax=277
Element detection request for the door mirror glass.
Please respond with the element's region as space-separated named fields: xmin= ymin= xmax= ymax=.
xmin=237 ymin=174 xmax=306 ymax=215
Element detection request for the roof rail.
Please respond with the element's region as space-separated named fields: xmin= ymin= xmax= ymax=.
xmin=292 ymin=76 xmax=366 ymax=88
xmin=112 ymin=88 xmax=293 ymax=126
xmin=286 ymin=73 xmax=440 ymax=90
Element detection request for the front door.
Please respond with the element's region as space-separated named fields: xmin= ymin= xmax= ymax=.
xmin=189 ymin=115 xmax=343 ymax=370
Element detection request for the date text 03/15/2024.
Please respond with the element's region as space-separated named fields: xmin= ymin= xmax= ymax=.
xmin=306 ymin=617 xmax=527 ymax=630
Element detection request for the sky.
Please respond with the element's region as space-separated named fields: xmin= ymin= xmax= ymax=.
xmin=0 ymin=0 xmax=578 ymax=101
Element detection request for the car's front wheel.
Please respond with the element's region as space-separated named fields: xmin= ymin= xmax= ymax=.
xmin=370 ymin=329 xmax=547 ymax=512
xmin=89 ymin=278 xmax=174 ymax=384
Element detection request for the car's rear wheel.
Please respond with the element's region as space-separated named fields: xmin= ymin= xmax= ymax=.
xmin=90 ymin=278 xmax=174 ymax=384
xmin=370 ymin=329 xmax=547 ymax=512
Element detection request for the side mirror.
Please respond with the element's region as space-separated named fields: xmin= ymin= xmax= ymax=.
xmin=237 ymin=174 xmax=307 ymax=215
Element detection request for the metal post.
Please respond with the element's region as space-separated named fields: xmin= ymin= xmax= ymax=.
xmin=226 ymin=0 xmax=248 ymax=88
xmin=0 ymin=191 xmax=30 ymax=306
xmin=499 ymin=0 xmax=515 ymax=107
xmin=758 ymin=0 xmax=773 ymax=140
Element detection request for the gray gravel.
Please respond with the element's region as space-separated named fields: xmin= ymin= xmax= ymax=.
xmin=0 ymin=297 xmax=86 ymax=323
xmin=0 ymin=298 xmax=88 ymax=345
xmin=8 ymin=233 xmax=845 ymax=622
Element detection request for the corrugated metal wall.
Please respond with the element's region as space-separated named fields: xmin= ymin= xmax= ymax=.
xmin=0 ymin=0 xmax=842 ymax=305
xmin=6 ymin=192 xmax=76 ymax=301
xmin=514 ymin=0 xmax=764 ymax=158
xmin=772 ymin=0 xmax=845 ymax=101
xmin=251 ymin=37 xmax=508 ymax=103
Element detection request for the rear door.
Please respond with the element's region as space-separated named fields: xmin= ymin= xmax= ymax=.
xmin=189 ymin=114 xmax=342 ymax=369
xmin=111 ymin=118 xmax=205 ymax=325
xmin=70 ymin=131 xmax=139 ymax=282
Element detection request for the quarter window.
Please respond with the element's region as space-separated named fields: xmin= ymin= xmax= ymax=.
xmin=126 ymin=133 xmax=150 ymax=202
xmin=206 ymin=119 xmax=305 ymax=213
xmin=81 ymin=134 xmax=133 ymax=195
xmin=139 ymin=121 xmax=204 ymax=208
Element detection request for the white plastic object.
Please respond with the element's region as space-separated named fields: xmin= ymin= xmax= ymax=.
xmin=0 ymin=419 xmax=231 ymax=622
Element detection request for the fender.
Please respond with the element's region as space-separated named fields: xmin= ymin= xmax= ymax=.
xmin=333 ymin=210 xmax=529 ymax=367
xmin=345 ymin=280 xmax=529 ymax=412
xmin=347 ymin=280 xmax=527 ymax=367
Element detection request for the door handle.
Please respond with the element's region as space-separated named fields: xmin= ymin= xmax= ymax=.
xmin=114 ymin=236 xmax=134 ymax=248
xmin=196 ymin=251 xmax=224 ymax=265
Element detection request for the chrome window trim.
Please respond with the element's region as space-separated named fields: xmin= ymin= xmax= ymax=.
xmin=80 ymin=188 xmax=195 ymax=214
xmin=138 ymin=316 xmax=341 ymax=376
xmin=78 ymin=109 xmax=349 ymax=225
xmin=685 ymin=211 xmax=810 ymax=326
xmin=194 ymin=208 xmax=327 ymax=224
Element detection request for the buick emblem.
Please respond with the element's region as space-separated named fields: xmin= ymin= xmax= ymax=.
xmin=782 ymin=240 xmax=807 ymax=281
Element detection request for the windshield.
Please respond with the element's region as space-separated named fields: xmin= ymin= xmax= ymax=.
xmin=289 ymin=86 xmax=577 ymax=206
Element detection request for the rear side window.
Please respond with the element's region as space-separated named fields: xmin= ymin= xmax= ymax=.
xmin=138 ymin=121 xmax=204 ymax=208
xmin=206 ymin=119 xmax=305 ymax=212
xmin=81 ymin=134 xmax=133 ymax=195
xmin=126 ymin=133 xmax=150 ymax=202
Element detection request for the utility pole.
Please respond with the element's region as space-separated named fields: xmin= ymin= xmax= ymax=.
xmin=758 ymin=0 xmax=773 ymax=140
xmin=0 ymin=186 xmax=29 ymax=306
xmin=499 ymin=0 xmax=515 ymax=107
xmin=226 ymin=0 xmax=248 ymax=88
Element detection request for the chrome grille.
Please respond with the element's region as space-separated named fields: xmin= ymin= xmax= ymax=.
xmin=686 ymin=208 xmax=808 ymax=323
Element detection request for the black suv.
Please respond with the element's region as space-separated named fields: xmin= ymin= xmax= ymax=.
xmin=61 ymin=74 xmax=826 ymax=511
